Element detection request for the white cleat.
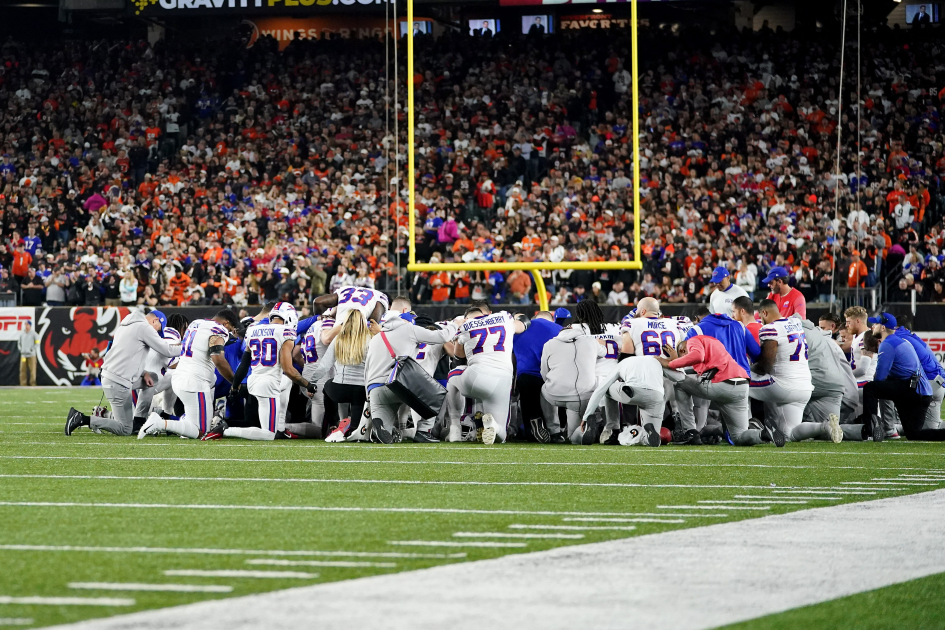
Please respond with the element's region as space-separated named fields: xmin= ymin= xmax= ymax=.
xmin=325 ymin=429 xmax=346 ymax=443
xmin=826 ymin=414 xmax=843 ymax=444
xmin=446 ymin=424 xmax=463 ymax=443
xmin=480 ymin=413 xmax=496 ymax=446
xmin=137 ymin=413 xmax=166 ymax=440
xmin=599 ymin=427 xmax=613 ymax=444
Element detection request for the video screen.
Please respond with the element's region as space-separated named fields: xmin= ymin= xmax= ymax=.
xmin=521 ymin=15 xmax=553 ymax=34
xmin=906 ymin=4 xmax=940 ymax=23
xmin=400 ymin=20 xmax=432 ymax=37
xmin=468 ymin=19 xmax=500 ymax=36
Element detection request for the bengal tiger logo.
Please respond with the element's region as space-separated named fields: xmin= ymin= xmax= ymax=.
xmin=35 ymin=307 xmax=129 ymax=386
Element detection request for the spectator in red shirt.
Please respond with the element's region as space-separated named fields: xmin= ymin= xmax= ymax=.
xmin=763 ymin=266 xmax=806 ymax=319
xmin=732 ymin=296 xmax=761 ymax=344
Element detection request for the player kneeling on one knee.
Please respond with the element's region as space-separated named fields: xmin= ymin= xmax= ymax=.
xmin=538 ymin=324 xmax=603 ymax=445
xmin=658 ymin=336 xmax=775 ymax=447
xmin=584 ymin=355 xmax=664 ymax=447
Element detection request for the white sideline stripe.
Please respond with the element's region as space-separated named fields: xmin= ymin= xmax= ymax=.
xmin=452 ymin=532 xmax=583 ymax=540
xmin=42 ymin=490 xmax=945 ymax=630
xmin=872 ymin=478 xmax=945 ymax=482
xmin=0 ymin=619 xmax=33 ymax=626
xmin=0 ymin=474 xmax=806 ymax=491
xmin=845 ymin=481 xmax=938 ymax=486
xmin=0 ymin=596 xmax=134 ymax=606
xmin=698 ymin=500 xmax=808 ymax=505
xmin=68 ymin=583 xmax=232 ymax=593
xmin=563 ymin=517 xmax=686 ymax=524
xmin=772 ymin=490 xmax=876 ymax=495
xmin=389 ymin=541 xmax=527 ymax=548
xmin=246 ymin=560 xmax=397 ymax=568
xmin=0 ymin=545 xmax=463 ymax=559
xmin=164 ymin=570 xmax=317 ymax=580
xmin=509 ymin=525 xmax=637 ymax=532
xmin=0 ymin=502 xmax=744 ymax=518
xmin=657 ymin=505 xmax=770 ymax=511
xmin=734 ymin=495 xmax=839 ymax=501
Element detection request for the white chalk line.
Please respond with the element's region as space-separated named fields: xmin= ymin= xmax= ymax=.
xmin=509 ymin=524 xmax=637 ymax=532
xmin=245 ymin=559 xmax=397 ymax=569
xmin=0 ymin=502 xmax=730 ymax=518
xmin=563 ymin=517 xmax=686 ymax=523
xmin=452 ymin=532 xmax=584 ymax=540
xmin=734 ymin=495 xmax=839 ymax=500
xmin=0 ymin=596 xmax=134 ymax=606
xmin=0 ymin=619 xmax=33 ymax=626
xmin=0 ymin=474 xmax=838 ymax=491
xmin=699 ymin=500 xmax=809 ymax=505
xmin=164 ymin=570 xmax=317 ymax=580
xmin=389 ymin=541 xmax=527 ymax=548
xmin=0 ymin=454 xmax=930 ymax=473
xmin=771 ymin=489 xmax=876 ymax=495
xmin=69 ymin=583 xmax=232 ymax=594
xmin=658 ymin=505 xmax=771 ymax=511
xmin=0 ymin=545 xmax=464 ymax=560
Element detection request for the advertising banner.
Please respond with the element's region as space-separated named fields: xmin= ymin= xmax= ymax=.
xmin=559 ymin=14 xmax=631 ymax=29
xmin=246 ymin=16 xmax=405 ymax=49
xmin=0 ymin=307 xmax=36 ymax=386
xmin=34 ymin=307 xmax=131 ymax=386
xmin=130 ymin=0 xmax=393 ymax=17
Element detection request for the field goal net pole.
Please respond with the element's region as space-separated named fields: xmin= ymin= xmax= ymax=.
xmin=405 ymin=0 xmax=642 ymax=313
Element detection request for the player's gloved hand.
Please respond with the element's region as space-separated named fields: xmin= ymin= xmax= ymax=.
xmin=514 ymin=313 xmax=530 ymax=330
xmin=228 ymin=383 xmax=244 ymax=400
xmin=305 ymin=381 xmax=318 ymax=394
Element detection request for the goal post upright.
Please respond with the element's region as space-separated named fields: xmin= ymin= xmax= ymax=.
xmin=405 ymin=0 xmax=642 ymax=313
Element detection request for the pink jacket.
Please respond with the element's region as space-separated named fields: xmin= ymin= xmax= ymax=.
xmin=668 ymin=335 xmax=748 ymax=382
xmin=438 ymin=218 xmax=459 ymax=244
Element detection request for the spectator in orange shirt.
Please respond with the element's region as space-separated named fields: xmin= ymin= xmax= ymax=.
xmin=429 ymin=271 xmax=451 ymax=304
xmin=507 ymin=269 xmax=532 ymax=304
xmin=847 ymin=250 xmax=868 ymax=288
xmin=167 ymin=264 xmax=191 ymax=304
xmin=11 ymin=241 xmax=32 ymax=282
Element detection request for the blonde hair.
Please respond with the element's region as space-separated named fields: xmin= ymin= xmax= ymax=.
xmin=335 ymin=309 xmax=371 ymax=365
xmin=844 ymin=306 xmax=868 ymax=320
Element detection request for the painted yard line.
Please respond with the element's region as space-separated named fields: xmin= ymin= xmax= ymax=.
xmin=509 ymin=524 xmax=637 ymax=532
xmin=164 ymin=570 xmax=317 ymax=580
xmin=68 ymin=583 xmax=232 ymax=593
xmin=843 ymin=481 xmax=939 ymax=486
xmin=733 ymin=495 xmax=841 ymax=501
xmin=48 ymin=489 xmax=945 ymax=630
xmin=657 ymin=505 xmax=771 ymax=511
xmin=563 ymin=517 xmax=687 ymax=524
xmin=246 ymin=560 xmax=397 ymax=569
xmin=0 ymin=474 xmax=819 ymax=491
xmin=0 ymin=545 xmax=464 ymax=560
xmin=0 ymin=455 xmax=930 ymax=473
xmin=873 ymin=477 xmax=945 ymax=482
xmin=0 ymin=620 xmax=33 ymax=626
xmin=0 ymin=502 xmax=772 ymax=517
xmin=698 ymin=500 xmax=808 ymax=505
xmin=0 ymin=596 xmax=134 ymax=606
xmin=772 ymin=490 xmax=877 ymax=495
xmin=388 ymin=541 xmax=527 ymax=548
xmin=452 ymin=532 xmax=584 ymax=540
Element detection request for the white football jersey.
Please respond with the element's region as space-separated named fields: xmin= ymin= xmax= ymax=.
xmin=246 ymin=321 xmax=296 ymax=391
xmin=709 ymin=284 xmax=748 ymax=317
xmin=758 ymin=317 xmax=814 ymax=391
xmin=575 ymin=322 xmax=622 ymax=378
xmin=457 ymin=311 xmax=516 ymax=372
xmin=335 ymin=286 xmax=389 ymax=323
xmin=625 ymin=317 xmax=684 ymax=359
xmin=414 ymin=321 xmax=450 ymax=377
xmin=143 ymin=327 xmax=182 ymax=376
xmin=175 ymin=319 xmax=229 ymax=389
xmin=300 ymin=316 xmax=335 ymax=381
xmin=849 ymin=331 xmax=865 ymax=373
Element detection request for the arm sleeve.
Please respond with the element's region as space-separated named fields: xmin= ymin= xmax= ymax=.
xmin=296 ymin=316 xmax=317 ymax=337
xmin=231 ymin=350 xmax=253 ymax=386
xmin=584 ymin=369 xmax=621 ymax=421
xmin=668 ymin=338 xmax=704 ymax=370
xmin=853 ymin=354 xmax=872 ymax=379
xmin=874 ymin=340 xmax=894 ymax=382
xmin=140 ymin=322 xmax=181 ymax=359
xmin=745 ymin=329 xmax=761 ymax=362
xmin=410 ymin=323 xmax=459 ymax=344
xmin=794 ymin=295 xmax=807 ymax=319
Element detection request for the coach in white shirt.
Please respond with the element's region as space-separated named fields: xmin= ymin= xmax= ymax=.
xmin=708 ymin=266 xmax=748 ymax=317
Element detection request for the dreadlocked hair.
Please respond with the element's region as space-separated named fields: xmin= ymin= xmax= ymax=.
xmin=168 ymin=313 xmax=190 ymax=336
xmin=575 ymin=300 xmax=605 ymax=336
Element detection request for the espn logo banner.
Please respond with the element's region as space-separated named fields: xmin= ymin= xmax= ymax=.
xmin=0 ymin=307 xmax=35 ymax=341
xmin=916 ymin=332 xmax=945 ymax=364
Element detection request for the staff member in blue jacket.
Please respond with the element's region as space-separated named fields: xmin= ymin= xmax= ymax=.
xmin=862 ymin=313 xmax=945 ymax=441
xmin=685 ymin=308 xmax=761 ymax=372
xmin=514 ymin=310 xmax=563 ymax=442
xmin=894 ymin=312 xmax=945 ymax=430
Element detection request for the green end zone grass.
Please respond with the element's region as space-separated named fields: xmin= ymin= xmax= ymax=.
xmin=1 ymin=387 xmax=944 ymax=628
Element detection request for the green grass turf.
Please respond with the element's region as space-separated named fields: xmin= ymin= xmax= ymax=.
xmin=717 ymin=571 xmax=945 ymax=630
xmin=1 ymin=387 xmax=944 ymax=628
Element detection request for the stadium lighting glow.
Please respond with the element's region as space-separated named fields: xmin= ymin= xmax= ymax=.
xmin=592 ymin=8 xmax=604 ymax=13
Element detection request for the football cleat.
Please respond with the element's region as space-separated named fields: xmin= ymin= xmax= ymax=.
xmin=200 ymin=431 xmax=224 ymax=441
xmin=325 ymin=429 xmax=346 ymax=443
xmin=137 ymin=413 xmax=166 ymax=440
xmin=549 ymin=432 xmax=567 ymax=444
xmin=599 ymin=427 xmax=617 ymax=445
xmin=208 ymin=416 xmax=228 ymax=435
xmin=64 ymin=407 xmax=90 ymax=436
xmin=530 ymin=418 xmax=551 ymax=443
xmin=370 ymin=417 xmax=393 ymax=444
xmin=580 ymin=420 xmax=596 ymax=445
xmin=870 ymin=416 xmax=885 ymax=443
xmin=642 ymin=423 xmax=661 ymax=447
xmin=446 ymin=424 xmax=463 ymax=443
xmin=275 ymin=431 xmax=301 ymax=439
xmin=886 ymin=431 xmax=901 ymax=440
xmin=480 ymin=413 xmax=497 ymax=446
xmin=762 ymin=417 xmax=786 ymax=447
xmin=826 ymin=414 xmax=843 ymax=444
xmin=413 ymin=430 xmax=440 ymax=443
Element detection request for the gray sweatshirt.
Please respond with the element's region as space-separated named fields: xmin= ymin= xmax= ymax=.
xmin=101 ymin=310 xmax=181 ymax=389
xmin=306 ymin=339 xmax=368 ymax=386
xmin=364 ymin=316 xmax=458 ymax=387
xmin=801 ymin=319 xmax=858 ymax=402
xmin=17 ymin=329 xmax=39 ymax=357
xmin=539 ymin=327 xmax=602 ymax=399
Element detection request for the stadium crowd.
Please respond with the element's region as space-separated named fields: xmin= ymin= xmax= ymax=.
xmin=2 ymin=23 xmax=945 ymax=308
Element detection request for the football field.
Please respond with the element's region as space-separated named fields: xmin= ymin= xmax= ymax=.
xmin=1 ymin=387 xmax=945 ymax=629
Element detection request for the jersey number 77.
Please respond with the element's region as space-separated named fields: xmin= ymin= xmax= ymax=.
xmin=470 ymin=326 xmax=507 ymax=354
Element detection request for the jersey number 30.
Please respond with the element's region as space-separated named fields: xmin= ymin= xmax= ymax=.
xmin=249 ymin=338 xmax=279 ymax=367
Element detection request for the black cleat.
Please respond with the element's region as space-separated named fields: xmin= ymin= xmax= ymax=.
xmin=581 ymin=420 xmax=597 ymax=445
xmin=64 ymin=407 xmax=90 ymax=436
xmin=370 ymin=417 xmax=393 ymax=444
xmin=275 ymin=430 xmax=301 ymax=439
xmin=642 ymin=423 xmax=661 ymax=447
xmin=412 ymin=430 xmax=440 ymax=443
xmin=530 ymin=418 xmax=551 ymax=443
xmin=132 ymin=416 xmax=148 ymax=433
xmin=549 ymin=432 xmax=567 ymax=444
xmin=762 ymin=417 xmax=786 ymax=447
xmin=685 ymin=429 xmax=703 ymax=446
xmin=870 ymin=416 xmax=885 ymax=443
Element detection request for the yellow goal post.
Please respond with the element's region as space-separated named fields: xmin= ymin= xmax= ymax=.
xmin=405 ymin=0 xmax=642 ymax=311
